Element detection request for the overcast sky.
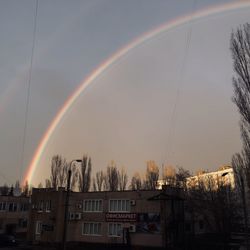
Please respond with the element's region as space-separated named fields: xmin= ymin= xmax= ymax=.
xmin=0 ymin=0 xmax=249 ymax=186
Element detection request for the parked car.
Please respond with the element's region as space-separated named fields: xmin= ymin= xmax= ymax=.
xmin=0 ymin=234 xmax=17 ymax=247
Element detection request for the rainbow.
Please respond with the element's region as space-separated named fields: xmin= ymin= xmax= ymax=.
xmin=23 ymin=0 xmax=250 ymax=185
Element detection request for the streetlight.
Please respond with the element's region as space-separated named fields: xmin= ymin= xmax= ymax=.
xmin=62 ymin=159 xmax=82 ymax=250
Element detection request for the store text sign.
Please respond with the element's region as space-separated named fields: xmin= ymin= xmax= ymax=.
xmin=105 ymin=213 xmax=137 ymax=222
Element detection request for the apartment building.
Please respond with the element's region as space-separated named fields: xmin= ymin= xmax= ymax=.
xmin=28 ymin=187 xmax=184 ymax=249
xmin=156 ymin=166 xmax=235 ymax=190
xmin=186 ymin=166 xmax=235 ymax=190
xmin=0 ymin=195 xmax=30 ymax=237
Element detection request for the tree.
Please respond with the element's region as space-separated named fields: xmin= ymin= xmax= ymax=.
xmin=92 ymin=178 xmax=97 ymax=191
xmin=22 ymin=181 xmax=29 ymax=196
xmin=57 ymin=157 xmax=68 ymax=187
xmin=45 ymin=179 xmax=52 ymax=188
xmin=103 ymin=173 xmax=109 ymax=191
xmin=130 ymin=172 xmax=142 ymax=190
xmin=0 ymin=184 xmax=9 ymax=195
xmin=118 ymin=167 xmax=128 ymax=191
xmin=144 ymin=160 xmax=159 ymax=190
xmin=231 ymin=23 xmax=250 ymax=183
xmin=105 ymin=161 xmax=119 ymax=191
xmin=13 ymin=180 xmax=21 ymax=196
xmin=231 ymin=23 xmax=250 ymax=237
xmin=70 ymin=163 xmax=79 ymax=191
xmin=231 ymin=23 xmax=250 ymax=131
xmin=38 ymin=182 xmax=43 ymax=188
xmin=50 ymin=155 xmax=66 ymax=189
xmin=15 ymin=180 xmax=20 ymax=189
xmin=232 ymin=153 xmax=248 ymax=232
xmin=176 ymin=166 xmax=191 ymax=189
xmin=95 ymin=170 xmax=105 ymax=191
xmin=187 ymin=174 xmax=240 ymax=245
xmin=8 ymin=185 xmax=14 ymax=196
xmin=78 ymin=156 xmax=92 ymax=192
xmin=163 ymin=165 xmax=176 ymax=186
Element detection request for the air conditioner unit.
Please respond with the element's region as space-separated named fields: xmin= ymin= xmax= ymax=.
xmin=129 ymin=224 xmax=136 ymax=233
xmin=130 ymin=200 xmax=136 ymax=206
xmin=75 ymin=213 xmax=82 ymax=220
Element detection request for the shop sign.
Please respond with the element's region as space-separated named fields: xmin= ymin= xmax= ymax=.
xmin=105 ymin=213 xmax=137 ymax=222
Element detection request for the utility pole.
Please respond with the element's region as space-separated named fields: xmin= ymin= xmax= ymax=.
xmin=62 ymin=169 xmax=71 ymax=250
xmin=62 ymin=159 xmax=82 ymax=250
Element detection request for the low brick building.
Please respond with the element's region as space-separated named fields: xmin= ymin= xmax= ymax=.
xmin=0 ymin=195 xmax=30 ymax=237
xmin=28 ymin=187 xmax=184 ymax=249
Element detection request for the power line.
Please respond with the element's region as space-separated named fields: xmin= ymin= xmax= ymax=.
xmin=164 ymin=0 xmax=197 ymax=168
xmin=20 ymin=0 xmax=38 ymax=184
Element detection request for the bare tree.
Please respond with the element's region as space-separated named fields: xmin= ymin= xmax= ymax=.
xmin=106 ymin=161 xmax=119 ymax=191
xmin=103 ymin=173 xmax=109 ymax=191
xmin=187 ymin=174 xmax=241 ymax=246
xmin=231 ymin=23 xmax=250 ymax=181
xmin=78 ymin=156 xmax=92 ymax=192
xmin=22 ymin=181 xmax=30 ymax=197
xmin=0 ymin=184 xmax=9 ymax=195
xmin=9 ymin=185 xmax=14 ymax=196
xmin=232 ymin=153 xmax=248 ymax=235
xmin=15 ymin=180 xmax=20 ymax=189
xmin=144 ymin=160 xmax=159 ymax=190
xmin=130 ymin=172 xmax=142 ymax=190
xmin=50 ymin=155 xmax=65 ymax=189
xmin=176 ymin=166 xmax=191 ymax=189
xmin=231 ymin=24 xmax=250 ymax=130
xmin=57 ymin=157 xmax=67 ymax=187
xmin=163 ymin=165 xmax=176 ymax=186
xmin=70 ymin=163 xmax=79 ymax=191
xmin=92 ymin=178 xmax=97 ymax=191
xmin=45 ymin=179 xmax=52 ymax=188
xmin=231 ymin=23 xmax=250 ymax=239
xmin=37 ymin=182 xmax=43 ymax=188
xmin=95 ymin=170 xmax=105 ymax=191
xmin=118 ymin=167 xmax=128 ymax=191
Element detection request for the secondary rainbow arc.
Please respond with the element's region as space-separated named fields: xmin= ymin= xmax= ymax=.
xmin=23 ymin=1 xmax=250 ymax=185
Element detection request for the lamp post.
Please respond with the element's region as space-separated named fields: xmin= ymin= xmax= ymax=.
xmin=62 ymin=159 xmax=82 ymax=250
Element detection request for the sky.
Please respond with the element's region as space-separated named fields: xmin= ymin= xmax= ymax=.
xmin=0 ymin=0 xmax=249 ymax=186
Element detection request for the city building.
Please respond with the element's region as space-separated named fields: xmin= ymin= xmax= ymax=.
xmin=0 ymin=194 xmax=30 ymax=238
xmin=28 ymin=187 xmax=184 ymax=249
xmin=186 ymin=166 xmax=235 ymax=190
xmin=156 ymin=165 xmax=235 ymax=190
xmin=156 ymin=166 xmax=238 ymax=237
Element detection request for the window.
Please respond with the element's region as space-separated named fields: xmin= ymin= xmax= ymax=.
xmin=108 ymin=223 xmax=122 ymax=237
xmin=82 ymin=222 xmax=101 ymax=235
xmin=36 ymin=221 xmax=42 ymax=235
xmin=0 ymin=202 xmax=6 ymax=211
xmin=109 ymin=199 xmax=130 ymax=212
xmin=8 ymin=202 xmax=17 ymax=212
xmin=77 ymin=203 xmax=82 ymax=209
xmin=75 ymin=213 xmax=81 ymax=220
xmin=45 ymin=200 xmax=51 ymax=211
xmin=69 ymin=212 xmax=75 ymax=220
xmin=83 ymin=200 xmax=102 ymax=212
xmin=20 ymin=203 xmax=29 ymax=212
xmin=38 ymin=200 xmax=44 ymax=211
